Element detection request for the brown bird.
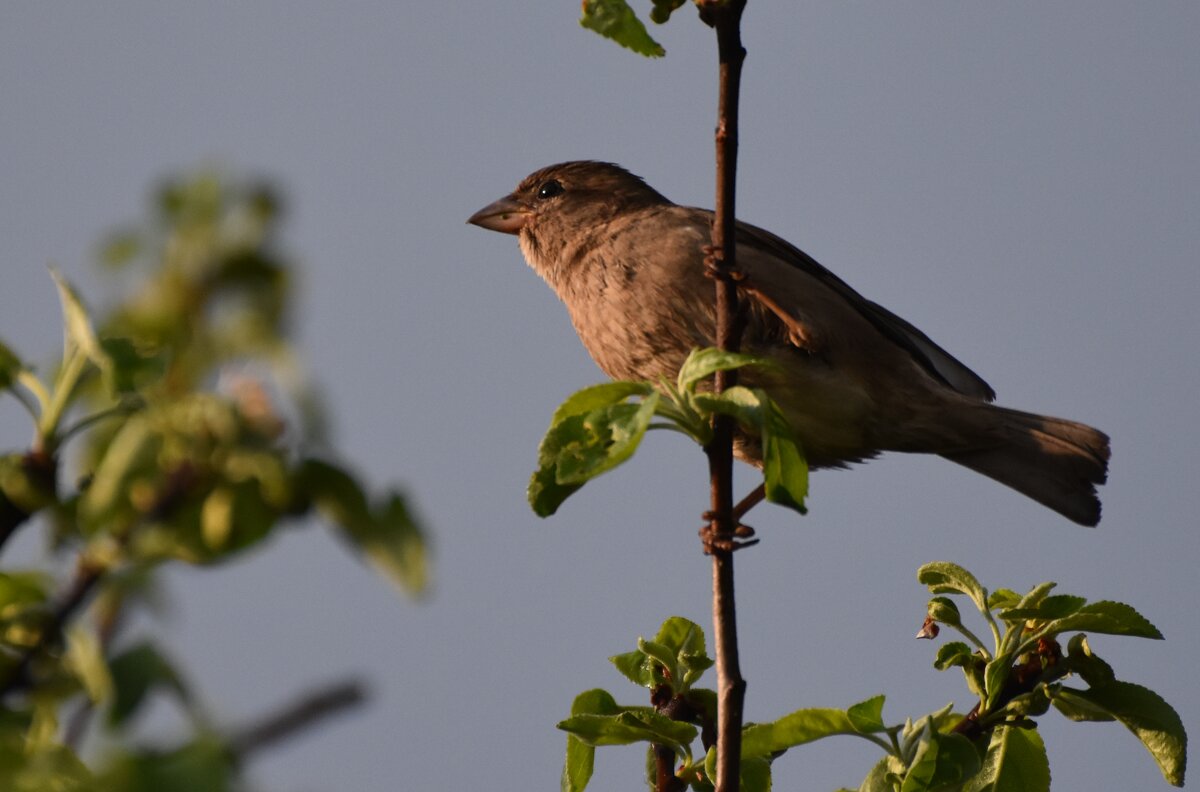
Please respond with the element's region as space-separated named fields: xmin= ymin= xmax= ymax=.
xmin=468 ymin=161 xmax=1109 ymax=525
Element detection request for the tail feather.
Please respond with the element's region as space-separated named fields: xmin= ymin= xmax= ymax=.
xmin=939 ymin=407 xmax=1110 ymax=526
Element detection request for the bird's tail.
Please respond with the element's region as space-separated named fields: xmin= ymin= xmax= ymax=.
xmin=938 ymin=406 xmax=1110 ymax=526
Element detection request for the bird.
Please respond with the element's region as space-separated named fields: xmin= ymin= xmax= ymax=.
xmin=467 ymin=161 xmax=1109 ymax=525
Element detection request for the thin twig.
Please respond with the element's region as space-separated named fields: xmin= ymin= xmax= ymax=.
xmin=227 ymin=679 xmax=367 ymax=761
xmin=698 ymin=1 xmax=749 ymax=790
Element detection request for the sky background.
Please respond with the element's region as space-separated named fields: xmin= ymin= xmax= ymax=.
xmin=2 ymin=3 xmax=1198 ymax=790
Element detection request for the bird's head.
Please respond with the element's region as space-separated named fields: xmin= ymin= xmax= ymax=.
xmin=467 ymin=161 xmax=668 ymax=238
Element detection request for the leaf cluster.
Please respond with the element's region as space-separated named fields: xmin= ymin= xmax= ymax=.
xmin=559 ymin=563 xmax=1186 ymax=792
xmin=530 ymin=348 xmax=806 ymax=518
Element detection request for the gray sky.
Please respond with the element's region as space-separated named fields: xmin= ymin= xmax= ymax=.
xmin=2 ymin=3 xmax=1197 ymax=790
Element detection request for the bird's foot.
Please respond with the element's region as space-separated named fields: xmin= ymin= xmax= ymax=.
xmin=701 ymin=245 xmax=746 ymax=282
xmin=699 ymin=511 xmax=758 ymax=554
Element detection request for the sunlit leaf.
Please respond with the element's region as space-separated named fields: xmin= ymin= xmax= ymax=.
xmin=1052 ymin=682 xmax=1186 ymax=786
xmin=676 ymin=348 xmax=766 ymax=392
xmin=962 ymin=725 xmax=1049 ymax=792
xmin=917 ymin=562 xmax=989 ymax=615
xmin=558 ymin=710 xmax=696 ymax=754
xmin=580 ymin=0 xmax=665 ymax=57
xmin=847 ymin=694 xmax=887 ymax=733
xmin=1039 ymin=601 xmax=1163 ymax=641
xmin=562 ymin=690 xmax=620 ymax=792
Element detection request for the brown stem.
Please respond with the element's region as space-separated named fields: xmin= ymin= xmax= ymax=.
xmin=227 ymin=679 xmax=367 ymax=761
xmin=699 ymin=2 xmax=749 ymax=790
xmin=0 ymin=557 xmax=104 ymax=697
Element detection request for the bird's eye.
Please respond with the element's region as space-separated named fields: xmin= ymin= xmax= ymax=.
xmin=536 ymin=180 xmax=564 ymax=199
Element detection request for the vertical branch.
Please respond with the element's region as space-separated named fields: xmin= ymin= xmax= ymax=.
xmin=699 ymin=2 xmax=748 ymax=791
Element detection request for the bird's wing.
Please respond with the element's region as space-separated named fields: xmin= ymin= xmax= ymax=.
xmin=733 ymin=219 xmax=996 ymax=401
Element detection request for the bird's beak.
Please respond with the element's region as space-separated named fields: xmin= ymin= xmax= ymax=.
xmin=467 ymin=195 xmax=533 ymax=234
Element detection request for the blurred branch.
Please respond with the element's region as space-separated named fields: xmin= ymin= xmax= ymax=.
xmin=228 ymin=679 xmax=368 ymax=761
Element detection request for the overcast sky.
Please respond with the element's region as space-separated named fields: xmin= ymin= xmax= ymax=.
xmin=2 ymin=3 xmax=1197 ymax=790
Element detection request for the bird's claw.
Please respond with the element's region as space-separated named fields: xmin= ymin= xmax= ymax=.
xmin=702 ymin=246 xmax=746 ymax=283
xmin=699 ymin=516 xmax=758 ymax=554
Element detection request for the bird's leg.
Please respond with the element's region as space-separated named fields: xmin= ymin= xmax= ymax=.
xmin=699 ymin=483 xmax=765 ymax=554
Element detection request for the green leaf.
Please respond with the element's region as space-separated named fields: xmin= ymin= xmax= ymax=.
xmin=102 ymin=734 xmax=233 ymax=792
xmin=1052 ymin=682 xmax=1186 ymax=786
xmin=927 ymin=596 xmax=963 ymax=629
xmin=99 ymin=228 xmax=143 ymax=268
xmin=529 ymin=391 xmax=660 ymax=516
xmin=933 ymin=642 xmax=975 ymax=672
xmin=1064 ymin=634 xmax=1115 ymax=687
xmin=847 ymin=695 xmax=887 ymax=733
xmin=986 ymin=589 xmax=1022 ymax=611
xmin=742 ymin=707 xmax=860 ymax=758
xmin=901 ymin=731 xmax=981 ymax=792
xmin=562 ymin=690 xmax=620 ymax=792
xmin=98 ymin=337 xmax=162 ymax=396
xmin=610 ymin=649 xmax=655 ymax=688
xmin=550 ymin=381 xmax=654 ymax=427
xmin=108 ymin=642 xmax=190 ymax=726
xmin=918 ymin=562 xmax=989 ymax=615
xmin=760 ymin=391 xmax=808 ymax=514
xmin=65 ymin=625 xmax=113 ymax=704
xmin=676 ymin=348 xmax=766 ymax=393
xmin=740 ymin=755 xmax=771 ymax=792
xmin=51 ymin=269 xmax=105 ymax=366
xmin=654 ymin=617 xmax=712 ymax=688
xmin=1000 ymin=594 xmax=1086 ymax=623
xmin=0 ymin=342 xmax=22 ymax=391
xmin=0 ymin=741 xmax=95 ymax=792
xmin=558 ymin=710 xmax=697 ymax=755
xmin=856 ymin=757 xmax=895 ymax=792
xmin=983 ymin=653 xmax=1014 ymax=711
xmin=580 ymin=0 xmax=665 ymax=57
xmin=1039 ymin=601 xmax=1163 ymax=640
xmin=962 ymin=725 xmax=1049 ymax=792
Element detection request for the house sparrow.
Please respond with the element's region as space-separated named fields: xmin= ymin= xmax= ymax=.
xmin=468 ymin=161 xmax=1109 ymax=525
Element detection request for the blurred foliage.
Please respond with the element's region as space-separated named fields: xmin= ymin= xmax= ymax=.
xmin=0 ymin=171 xmax=427 ymax=790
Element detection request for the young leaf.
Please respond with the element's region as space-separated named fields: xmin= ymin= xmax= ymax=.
xmin=962 ymin=725 xmax=1050 ymax=792
xmin=1052 ymin=682 xmax=1186 ymax=786
xmin=932 ymin=642 xmax=975 ymax=672
xmin=1038 ymin=601 xmax=1163 ymax=641
xmin=580 ymin=0 xmax=666 ymax=58
xmin=847 ymin=695 xmax=887 ymax=733
xmin=760 ymin=392 xmax=808 ymax=513
xmin=0 ymin=342 xmax=22 ymax=391
xmin=549 ymin=381 xmax=654 ymax=428
xmin=558 ymin=710 xmax=697 ymax=754
xmin=917 ymin=562 xmax=989 ymax=615
xmin=901 ymin=730 xmax=981 ymax=792
xmin=65 ymin=625 xmax=114 ymax=704
xmin=562 ymin=690 xmax=620 ymax=792
xmin=741 ymin=707 xmax=864 ymax=758
xmin=108 ymin=642 xmax=190 ymax=726
xmin=50 ymin=269 xmax=105 ymax=366
xmin=999 ymin=594 xmax=1086 ymax=623
xmin=676 ymin=347 xmax=766 ymax=393
xmin=610 ymin=649 xmax=654 ymax=688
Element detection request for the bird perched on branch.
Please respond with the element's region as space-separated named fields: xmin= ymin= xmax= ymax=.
xmin=468 ymin=161 xmax=1109 ymax=525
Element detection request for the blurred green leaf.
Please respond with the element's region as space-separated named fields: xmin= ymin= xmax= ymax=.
xmin=65 ymin=626 xmax=113 ymax=704
xmin=1052 ymin=682 xmax=1186 ymax=786
xmin=51 ymin=269 xmax=105 ymax=368
xmin=101 ymin=734 xmax=232 ymax=792
xmin=649 ymin=0 xmax=687 ymax=25
xmin=0 ymin=342 xmax=22 ymax=391
xmin=302 ymin=460 xmax=427 ymax=596
xmin=98 ymin=229 xmax=143 ymax=269
xmin=108 ymin=642 xmax=190 ymax=727
xmin=580 ymin=0 xmax=666 ymax=57
xmin=0 ymin=741 xmax=96 ymax=792
xmin=962 ymin=725 xmax=1049 ymax=792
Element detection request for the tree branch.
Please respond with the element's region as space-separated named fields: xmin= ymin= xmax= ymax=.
xmin=227 ymin=679 xmax=367 ymax=761
xmin=699 ymin=1 xmax=749 ymax=790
